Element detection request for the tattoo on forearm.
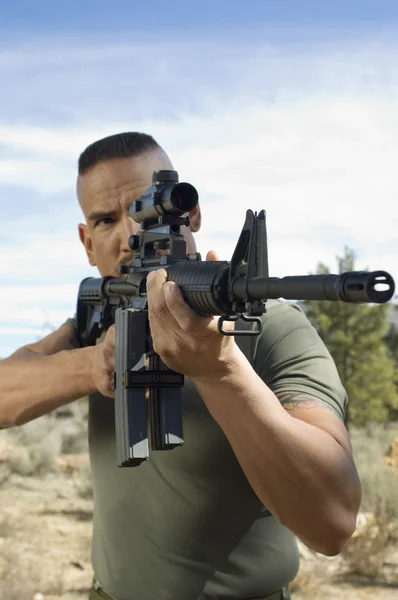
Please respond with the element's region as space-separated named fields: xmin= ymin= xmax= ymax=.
xmin=275 ymin=390 xmax=335 ymax=414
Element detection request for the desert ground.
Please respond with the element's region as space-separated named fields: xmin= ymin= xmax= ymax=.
xmin=1 ymin=404 xmax=397 ymax=600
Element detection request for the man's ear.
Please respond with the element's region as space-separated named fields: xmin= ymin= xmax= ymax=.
xmin=78 ymin=223 xmax=97 ymax=266
xmin=188 ymin=204 xmax=201 ymax=233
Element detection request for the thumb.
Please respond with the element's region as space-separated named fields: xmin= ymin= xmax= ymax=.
xmin=206 ymin=249 xmax=220 ymax=261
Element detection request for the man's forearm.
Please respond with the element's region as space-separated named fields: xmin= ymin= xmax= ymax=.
xmin=192 ymin=349 xmax=361 ymax=556
xmin=0 ymin=347 xmax=97 ymax=427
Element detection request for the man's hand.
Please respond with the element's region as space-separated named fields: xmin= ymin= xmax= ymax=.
xmin=90 ymin=324 xmax=116 ymax=397
xmin=89 ymin=250 xmax=237 ymax=396
xmin=146 ymin=250 xmax=238 ymax=380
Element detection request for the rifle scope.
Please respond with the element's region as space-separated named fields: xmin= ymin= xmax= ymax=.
xmin=130 ymin=170 xmax=198 ymax=223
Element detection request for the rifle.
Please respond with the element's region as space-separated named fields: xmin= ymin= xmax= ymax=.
xmin=76 ymin=169 xmax=395 ymax=468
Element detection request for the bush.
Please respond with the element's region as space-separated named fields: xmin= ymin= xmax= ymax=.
xmin=350 ymin=423 xmax=398 ymax=520
xmin=0 ymin=402 xmax=88 ymax=480
xmin=338 ymin=423 xmax=398 ymax=581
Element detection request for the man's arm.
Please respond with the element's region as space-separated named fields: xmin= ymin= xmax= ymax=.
xmin=0 ymin=322 xmax=97 ymax=428
xmin=192 ymin=357 xmax=361 ymax=557
xmin=145 ymin=268 xmax=362 ymax=557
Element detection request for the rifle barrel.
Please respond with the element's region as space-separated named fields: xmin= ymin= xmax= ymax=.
xmin=168 ymin=263 xmax=395 ymax=313
xmin=239 ymin=271 xmax=395 ymax=304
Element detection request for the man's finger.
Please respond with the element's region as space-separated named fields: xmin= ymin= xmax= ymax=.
xmin=146 ymin=269 xmax=168 ymax=313
xmin=164 ymin=281 xmax=212 ymax=332
xmin=206 ymin=249 xmax=220 ymax=261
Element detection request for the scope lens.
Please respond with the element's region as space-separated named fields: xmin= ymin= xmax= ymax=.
xmin=170 ymin=183 xmax=198 ymax=213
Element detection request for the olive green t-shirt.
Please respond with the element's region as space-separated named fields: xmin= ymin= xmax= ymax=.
xmin=66 ymin=300 xmax=347 ymax=600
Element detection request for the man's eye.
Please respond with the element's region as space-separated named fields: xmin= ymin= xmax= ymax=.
xmin=97 ymin=217 xmax=114 ymax=226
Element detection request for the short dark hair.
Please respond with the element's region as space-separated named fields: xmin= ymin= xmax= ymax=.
xmin=78 ymin=132 xmax=161 ymax=175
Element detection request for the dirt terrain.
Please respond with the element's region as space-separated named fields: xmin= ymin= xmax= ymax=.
xmin=1 ymin=452 xmax=398 ymax=600
xmin=0 ymin=458 xmax=93 ymax=599
xmin=1 ymin=413 xmax=398 ymax=600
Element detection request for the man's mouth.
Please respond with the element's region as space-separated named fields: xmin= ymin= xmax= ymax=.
xmin=119 ymin=255 xmax=135 ymax=267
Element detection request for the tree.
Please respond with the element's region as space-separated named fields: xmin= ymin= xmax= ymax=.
xmin=301 ymin=247 xmax=398 ymax=427
xmin=385 ymin=312 xmax=398 ymax=421
xmin=385 ymin=305 xmax=398 ymax=366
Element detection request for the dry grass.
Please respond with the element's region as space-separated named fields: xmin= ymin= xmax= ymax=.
xmin=291 ymin=422 xmax=398 ymax=595
xmin=290 ymin=562 xmax=331 ymax=596
xmin=1 ymin=405 xmax=398 ymax=597
xmin=350 ymin=422 xmax=398 ymax=520
xmin=0 ymin=400 xmax=88 ymax=481
xmin=0 ymin=547 xmax=68 ymax=600
xmin=0 ymin=512 xmax=14 ymax=538
xmin=339 ymin=422 xmax=398 ymax=582
xmin=0 ymin=514 xmax=68 ymax=600
xmin=0 ymin=402 xmax=92 ymax=598
xmin=341 ymin=508 xmax=396 ymax=580
xmin=73 ymin=463 xmax=94 ymax=500
xmin=338 ymin=424 xmax=398 ymax=582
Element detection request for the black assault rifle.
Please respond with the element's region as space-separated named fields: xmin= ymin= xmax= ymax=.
xmin=75 ymin=170 xmax=395 ymax=468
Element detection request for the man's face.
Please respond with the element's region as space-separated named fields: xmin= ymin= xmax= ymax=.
xmin=77 ymin=149 xmax=201 ymax=277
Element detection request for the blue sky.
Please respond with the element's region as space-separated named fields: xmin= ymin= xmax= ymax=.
xmin=1 ymin=2 xmax=398 ymax=356
xmin=2 ymin=1 xmax=398 ymax=33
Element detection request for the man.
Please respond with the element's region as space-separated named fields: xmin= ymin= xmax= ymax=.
xmin=0 ymin=132 xmax=362 ymax=600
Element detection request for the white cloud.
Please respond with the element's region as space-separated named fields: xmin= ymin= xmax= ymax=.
xmin=0 ymin=229 xmax=89 ymax=281
xmin=0 ymin=327 xmax=55 ymax=336
xmin=1 ymin=34 xmax=398 ymax=357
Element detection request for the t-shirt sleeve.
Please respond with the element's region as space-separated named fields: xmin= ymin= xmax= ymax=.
xmin=62 ymin=314 xmax=83 ymax=349
xmin=253 ymin=301 xmax=348 ymax=422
